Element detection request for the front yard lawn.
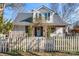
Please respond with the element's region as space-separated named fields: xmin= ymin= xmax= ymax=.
xmin=1 ymin=51 xmax=79 ymax=56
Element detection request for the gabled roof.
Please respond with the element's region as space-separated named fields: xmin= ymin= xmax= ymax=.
xmin=32 ymin=5 xmax=54 ymax=13
xmin=13 ymin=5 xmax=67 ymax=26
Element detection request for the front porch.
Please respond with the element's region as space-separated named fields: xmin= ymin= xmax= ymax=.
xmin=25 ymin=23 xmax=65 ymax=37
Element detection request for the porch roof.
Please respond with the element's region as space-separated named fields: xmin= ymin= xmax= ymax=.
xmin=31 ymin=23 xmax=66 ymax=27
xmin=13 ymin=22 xmax=31 ymax=26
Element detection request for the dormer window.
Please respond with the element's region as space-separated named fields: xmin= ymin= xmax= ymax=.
xmin=34 ymin=13 xmax=50 ymax=20
xmin=42 ymin=13 xmax=50 ymax=20
xmin=48 ymin=13 xmax=50 ymax=17
xmin=45 ymin=13 xmax=47 ymax=20
xmin=39 ymin=13 xmax=42 ymax=19
xmin=48 ymin=13 xmax=50 ymax=20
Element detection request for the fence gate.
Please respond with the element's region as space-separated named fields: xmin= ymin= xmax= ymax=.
xmin=26 ymin=37 xmax=54 ymax=52
xmin=26 ymin=37 xmax=45 ymax=51
xmin=8 ymin=35 xmax=79 ymax=52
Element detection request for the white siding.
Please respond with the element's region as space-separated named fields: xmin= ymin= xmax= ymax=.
xmin=55 ymin=27 xmax=64 ymax=34
xmin=10 ymin=25 xmax=26 ymax=38
xmin=33 ymin=12 xmax=36 ymax=22
xmin=50 ymin=27 xmax=64 ymax=37
xmin=46 ymin=12 xmax=54 ymax=23
xmin=13 ymin=25 xmax=25 ymax=32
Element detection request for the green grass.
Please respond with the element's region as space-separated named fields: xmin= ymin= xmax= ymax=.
xmin=2 ymin=51 xmax=79 ymax=56
xmin=3 ymin=50 xmax=23 ymax=56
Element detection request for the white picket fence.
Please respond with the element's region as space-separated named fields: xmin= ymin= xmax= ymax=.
xmin=1 ymin=33 xmax=79 ymax=52
xmin=53 ymin=36 xmax=79 ymax=52
xmin=26 ymin=37 xmax=53 ymax=52
xmin=8 ymin=35 xmax=79 ymax=52
xmin=0 ymin=34 xmax=8 ymax=52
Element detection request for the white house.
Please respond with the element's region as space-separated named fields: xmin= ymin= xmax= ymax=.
xmin=12 ymin=5 xmax=67 ymax=37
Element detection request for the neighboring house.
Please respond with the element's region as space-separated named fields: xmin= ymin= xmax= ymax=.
xmin=71 ymin=21 xmax=79 ymax=34
xmin=12 ymin=5 xmax=67 ymax=37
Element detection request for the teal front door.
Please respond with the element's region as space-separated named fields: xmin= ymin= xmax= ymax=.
xmin=35 ymin=26 xmax=43 ymax=37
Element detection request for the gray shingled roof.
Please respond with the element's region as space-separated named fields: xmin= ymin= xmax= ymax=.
xmin=52 ymin=13 xmax=67 ymax=25
xmin=13 ymin=13 xmax=33 ymax=25
xmin=13 ymin=5 xmax=67 ymax=26
xmin=13 ymin=13 xmax=67 ymax=26
xmin=35 ymin=5 xmax=54 ymax=13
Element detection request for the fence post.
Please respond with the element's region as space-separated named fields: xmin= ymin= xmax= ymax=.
xmin=67 ymin=36 xmax=69 ymax=51
xmin=78 ymin=36 xmax=79 ymax=51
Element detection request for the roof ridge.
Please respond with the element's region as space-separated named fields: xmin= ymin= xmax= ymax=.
xmin=32 ymin=5 xmax=55 ymax=12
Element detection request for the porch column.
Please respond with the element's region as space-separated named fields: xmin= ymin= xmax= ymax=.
xmin=32 ymin=26 xmax=34 ymax=37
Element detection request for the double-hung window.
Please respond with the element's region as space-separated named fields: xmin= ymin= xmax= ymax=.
xmin=35 ymin=13 xmax=50 ymax=20
xmin=48 ymin=13 xmax=50 ymax=20
xmin=43 ymin=13 xmax=50 ymax=20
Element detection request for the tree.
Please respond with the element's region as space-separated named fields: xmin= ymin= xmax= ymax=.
xmin=0 ymin=15 xmax=4 ymax=33
xmin=4 ymin=3 xmax=26 ymax=20
xmin=28 ymin=26 xmax=32 ymax=37
xmin=47 ymin=26 xmax=51 ymax=38
xmin=0 ymin=15 xmax=13 ymax=34
xmin=50 ymin=3 xmax=79 ymax=24
xmin=5 ymin=3 xmax=26 ymax=13
xmin=3 ymin=19 xmax=13 ymax=34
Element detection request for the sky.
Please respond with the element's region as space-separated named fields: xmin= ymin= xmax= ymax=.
xmin=24 ymin=3 xmax=50 ymax=10
xmin=3 ymin=3 xmax=79 ymax=24
xmin=4 ymin=3 xmax=50 ymax=20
